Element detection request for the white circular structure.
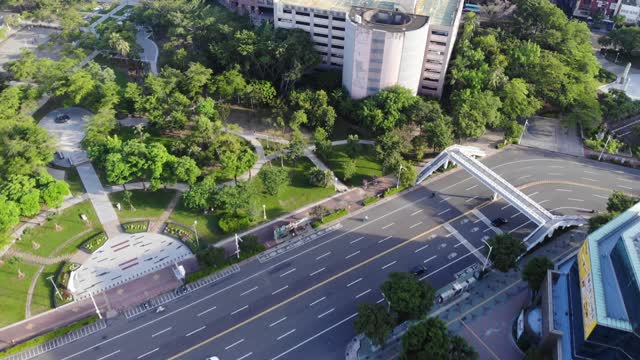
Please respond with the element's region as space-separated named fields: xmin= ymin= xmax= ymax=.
xmin=342 ymin=7 xmax=430 ymax=99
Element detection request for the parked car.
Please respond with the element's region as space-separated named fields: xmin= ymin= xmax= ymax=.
xmin=410 ymin=264 xmax=428 ymax=276
xmin=54 ymin=113 xmax=70 ymax=123
xmin=491 ymin=217 xmax=508 ymax=227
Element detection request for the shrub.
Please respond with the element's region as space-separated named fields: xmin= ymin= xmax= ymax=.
xmin=312 ymin=208 xmax=348 ymax=228
xmin=218 ymin=215 xmax=251 ymax=234
xmin=81 ymin=232 xmax=108 ymax=253
xmin=310 ymin=205 xmax=332 ymax=218
xmin=384 ymin=186 xmax=406 ymax=198
xmin=163 ymin=223 xmax=198 ymax=251
xmin=239 ymin=234 xmax=265 ymax=255
xmin=363 ymin=196 xmax=380 ymax=206
xmin=307 ymin=167 xmax=334 ymax=187
xmin=122 ymin=221 xmax=149 ymax=233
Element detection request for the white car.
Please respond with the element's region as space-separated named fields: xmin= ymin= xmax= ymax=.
xmin=206 ymin=357 xmax=220 ymax=360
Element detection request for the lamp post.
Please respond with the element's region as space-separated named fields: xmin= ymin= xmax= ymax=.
xmin=481 ymin=239 xmax=493 ymax=272
xmin=396 ymin=163 xmax=404 ymax=189
xmin=381 ymin=291 xmax=391 ymax=313
xmin=47 ymin=275 xmax=62 ymax=300
xmin=89 ymin=292 xmax=102 ymax=319
xmin=518 ymin=118 xmax=529 ymax=144
xmin=235 ymin=233 xmax=243 ymax=259
xmin=598 ymin=135 xmax=612 ymax=161
xmin=192 ymin=220 xmax=199 ymax=249
xmin=262 ymin=204 xmax=267 ymax=220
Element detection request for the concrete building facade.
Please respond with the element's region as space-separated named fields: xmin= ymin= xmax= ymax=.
xmin=273 ymin=0 xmax=465 ymax=99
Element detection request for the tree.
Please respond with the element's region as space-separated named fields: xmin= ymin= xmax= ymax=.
xmin=287 ymin=129 xmax=306 ymax=160
xmin=39 ymin=179 xmax=70 ymax=208
xmin=353 ymin=303 xmax=396 ymax=347
xmin=59 ymin=69 xmax=96 ymax=105
xmin=107 ymin=32 xmax=131 ymax=58
xmin=259 ymin=166 xmax=289 ymax=196
xmin=307 ymin=167 xmax=333 ymax=188
xmin=423 ymin=118 xmax=454 ymax=151
xmin=0 ymin=196 xmax=20 ymax=234
xmin=289 ymin=89 xmax=336 ymax=132
xmin=360 ymin=86 xmax=418 ymax=134
xmin=599 ymin=26 xmax=640 ymax=57
xmin=346 ymin=134 xmax=359 ymax=158
xmin=380 ymin=272 xmax=435 ymax=322
xmin=183 ymin=176 xmax=217 ymax=210
xmin=401 ymin=317 xmax=477 ymax=360
xmin=313 ymin=127 xmax=332 ymax=156
xmin=211 ymin=65 xmax=246 ymax=102
xmin=503 ymin=120 xmax=524 ymax=143
xmin=593 ymin=9 xmax=605 ymax=23
xmin=607 ymin=191 xmax=638 ymax=213
xmin=212 ymin=181 xmax=257 ymax=217
xmin=399 ymin=160 xmax=417 ymax=188
xmin=487 ymin=233 xmax=526 ymax=272
xmin=183 ymin=62 xmax=212 ymax=99
xmin=589 ymin=212 xmax=617 ymax=232
xmin=452 ymin=89 xmax=502 ymax=139
xmin=343 ymin=159 xmax=357 ymax=182
xmin=239 ymin=234 xmax=265 ymax=255
xmin=246 ymin=80 xmax=276 ymax=108
xmin=522 ymin=257 xmax=554 ymax=292
xmin=0 ymin=121 xmax=55 ymax=180
xmin=612 ymin=15 xmax=626 ymax=29
xmin=289 ymin=110 xmax=308 ymax=130
xmin=500 ymin=78 xmax=541 ymax=121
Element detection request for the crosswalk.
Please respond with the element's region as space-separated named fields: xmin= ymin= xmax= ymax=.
xmin=123 ymin=264 xmax=241 ymax=319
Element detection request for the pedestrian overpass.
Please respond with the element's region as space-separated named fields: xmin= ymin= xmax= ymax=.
xmin=416 ymin=145 xmax=586 ymax=250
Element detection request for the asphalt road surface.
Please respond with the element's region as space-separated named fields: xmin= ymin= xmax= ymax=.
xmin=33 ymin=147 xmax=640 ymax=360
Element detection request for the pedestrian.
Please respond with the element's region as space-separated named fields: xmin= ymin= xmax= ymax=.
xmin=364 ymin=215 xmax=369 ymax=222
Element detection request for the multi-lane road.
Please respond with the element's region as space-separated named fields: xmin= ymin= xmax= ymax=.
xmin=34 ymin=147 xmax=640 ymax=360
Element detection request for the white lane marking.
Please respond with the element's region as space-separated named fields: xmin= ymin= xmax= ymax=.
xmin=381 ymin=260 xmax=397 ymax=270
xmin=509 ymin=220 xmax=533 ymax=234
xmin=581 ymin=177 xmax=596 ymax=182
xmin=376 ymin=298 xmax=384 ymax=304
xmin=269 ymin=317 xmax=287 ymax=327
xmin=345 ymin=251 xmax=360 ymax=259
xmin=510 ymin=213 xmax=521 ymax=218
xmin=350 ymin=237 xmax=364 ymax=244
xmin=151 ymin=327 xmax=172 ymax=338
xmin=272 ymin=285 xmax=288 ymax=295
xmin=414 ymin=244 xmax=429 ymax=253
xmin=568 ymin=198 xmax=584 ymax=202
xmin=584 ymin=170 xmax=597 ymax=175
xmin=446 ymin=233 xmax=453 ymax=237
xmin=378 ymin=235 xmax=392 ymax=243
xmin=277 ymin=329 xmax=296 ymax=340
xmin=310 ymin=297 xmax=326 ymax=306
xmin=420 ymin=246 xmax=486 ymax=281
xmin=382 ymin=223 xmax=395 ymax=229
xmin=483 ymin=228 xmax=492 ymax=233
xmin=197 ymin=306 xmax=217 ymax=317
xmin=309 ymin=268 xmax=326 ymax=276
xmin=556 ymin=189 xmax=572 ymax=192
xmin=225 ymin=338 xmax=245 ymax=350
xmin=465 ymin=196 xmax=478 ymax=203
xmin=439 ymin=197 xmax=451 ymax=203
xmin=411 ymin=209 xmax=423 ymax=216
xmin=231 ymin=305 xmax=248 ymax=315
xmin=617 ymin=177 xmax=632 ymax=182
xmin=271 ymin=313 xmax=358 ymax=360
xmin=501 ymin=204 xmax=511 ymax=210
xmin=454 ymin=242 xmax=464 ymax=248
xmin=549 ymin=165 xmax=563 ymax=169
xmin=424 ymin=255 xmax=437 ymax=263
xmin=318 ymin=308 xmax=335 ymax=318
xmin=316 ymin=252 xmax=331 ymax=260
xmin=58 ymin=196 xmax=435 ymax=360
xmin=594 ymin=194 xmax=608 ymax=199
xmin=279 ymin=268 xmax=296 ymax=277
xmin=137 ymin=348 xmax=159 ymax=359
xmin=410 ymin=221 xmax=423 ymax=229
xmin=185 ymin=326 xmax=206 ymax=337
xmin=437 ymin=209 xmax=451 ymax=216
xmin=97 ymin=350 xmax=121 ymax=360
xmin=240 ymin=286 xmax=259 ymax=296
xmin=518 ymin=175 xmax=532 ymax=180
xmin=473 ymin=219 xmax=482 ymax=223
xmin=619 ymin=185 xmax=632 ymax=190
xmin=347 ymin=278 xmax=363 ymax=287
xmin=356 ymin=289 xmax=371 ymax=298
xmin=238 ymin=352 xmax=253 ymax=360
xmin=549 ymin=172 xmax=563 ymax=176
xmin=527 ymin=192 xmax=539 ymax=197
xmin=538 ymin=200 xmax=550 ymax=205
xmin=465 ymin=185 xmax=478 ymax=191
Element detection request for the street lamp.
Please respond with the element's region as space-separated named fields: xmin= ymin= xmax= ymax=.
xmin=47 ymin=275 xmax=62 ymax=300
xmin=334 ymin=177 xmax=338 ymax=192
xmin=235 ymin=233 xmax=243 ymax=259
xmin=598 ymin=135 xmax=612 ymax=161
xmin=481 ymin=239 xmax=493 ymax=272
xmin=192 ymin=220 xmax=199 ymax=249
xmin=396 ymin=163 xmax=404 ymax=189
xmin=262 ymin=204 xmax=267 ymax=220
xmin=518 ymin=118 xmax=529 ymax=145
xmin=89 ymin=292 xmax=102 ymax=319
xmin=381 ymin=291 xmax=391 ymax=313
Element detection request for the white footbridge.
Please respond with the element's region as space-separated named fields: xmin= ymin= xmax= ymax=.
xmin=417 ymin=145 xmax=586 ymax=250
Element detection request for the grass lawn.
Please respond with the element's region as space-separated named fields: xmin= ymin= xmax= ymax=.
xmin=258 ymin=139 xmax=287 ymax=157
xmin=30 ymin=263 xmax=60 ymax=316
xmin=65 ymin=167 xmax=85 ymax=196
xmin=109 ymin=189 xmax=176 ymax=221
xmin=88 ymin=14 xmax=102 ymax=25
xmin=169 ymin=200 xmax=223 ymax=244
xmin=93 ymin=55 xmax=129 ymax=90
xmin=0 ymin=260 xmax=40 ymax=327
xmin=114 ymin=4 xmax=134 ymax=16
xmin=321 ymin=144 xmax=383 ymax=186
xmin=254 ymin=158 xmax=336 ymax=219
xmin=15 ymin=201 xmax=102 ymax=257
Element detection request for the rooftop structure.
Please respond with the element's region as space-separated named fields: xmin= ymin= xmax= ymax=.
xmin=540 ymin=202 xmax=640 ymax=359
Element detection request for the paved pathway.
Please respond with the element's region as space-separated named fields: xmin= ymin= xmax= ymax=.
xmin=520 ymin=116 xmax=585 ymax=157
xmin=597 ymin=53 xmax=640 ymax=100
xmin=150 ymin=192 xmax=182 ymax=233
xmin=136 ymin=26 xmax=158 ymax=74
xmin=4 ymin=249 xmax=72 ymax=266
xmin=76 ymin=163 xmax=121 ymax=238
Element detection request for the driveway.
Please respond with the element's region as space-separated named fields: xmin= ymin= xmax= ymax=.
xmin=597 ymin=53 xmax=640 ymax=100
xmin=38 ymin=107 xmax=92 ymax=152
xmin=520 ymin=117 xmax=584 ymax=157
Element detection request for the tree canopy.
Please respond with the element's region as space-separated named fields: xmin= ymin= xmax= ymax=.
xmin=522 ymin=257 xmax=554 ymax=292
xmin=380 ymin=272 xmax=435 ymax=322
xmin=400 ymin=317 xmax=478 ymax=360
xmin=487 ymin=233 xmax=526 ymax=272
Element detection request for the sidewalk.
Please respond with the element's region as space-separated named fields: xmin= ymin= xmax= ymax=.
xmin=349 ymin=227 xmax=586 ymax=360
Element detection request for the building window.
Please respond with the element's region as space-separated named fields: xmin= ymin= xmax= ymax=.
xmin=333 ymin=17 xmax=345 ymax=22
xmin=315 ymin=23 xmax=328 ymax=28
xmin=330 ymin=62 xmax=341 ymax=66
xmin=421 ymin=85 xmax=438 ymax=91
xmin=296 ymin=21 xmax=310 ymax=26
xmin=430 ymin=41 xmax=447 ymax=47
xmin=333 ymin=26 xmax=345 ymax=31
xmin=297 ymin=11 xmax=310 ymax=16
xmin=332 ymin=44 xmax=344 ymax=49
xmin=370 ymin=48 xmax=383 ymax=54
xmin=315 ymin=14 xmax=329 ymax=19
xmin=315 ymin=33 xmax=328 ymax=38
xmin=333 ymin=35 xmax=344 ymax=40
xmin=314 ymin=42 xmax=327 ymax=47
xmin=431 ymin=30 xmax=448 ymax=36
xmin=283 ymin=9 xmax=292 ymax=13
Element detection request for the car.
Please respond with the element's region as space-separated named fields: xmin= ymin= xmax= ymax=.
xmin=410 ymin=265 xmax=428 ymax=276
xmin=54 ymin=114 xmax=70 ymax=123
xmin=491 ymin=217 xmax=508 ymax=227
xmin=205 ymin=357 xmax=220 ymax=360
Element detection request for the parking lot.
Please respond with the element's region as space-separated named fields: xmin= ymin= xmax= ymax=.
xmin=0 ymin=25 xmax=61 ymax=70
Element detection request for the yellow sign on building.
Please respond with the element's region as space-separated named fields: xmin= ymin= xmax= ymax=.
xmin=578 ymin=241 xmax=597 ymax=339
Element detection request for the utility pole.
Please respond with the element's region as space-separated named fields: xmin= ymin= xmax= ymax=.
xmin=598 ymin=135 xmax=611 ymax=161
xmin=481 ymin=239 xmax=493 ymax=272
xmin=89 ymin=292 xmax=102 ymax=319
xmin=396 ymin=163 xmax=404 ymax=189
xmin=47 ymin=275 xmax=62 ymax=300
xmin=192 ymin=220 xmax=199 ymax=249
xmin=518 ymin=118 xmax=529 ymax=145
xmin=262 ymin=204 xmax=267 ymax=220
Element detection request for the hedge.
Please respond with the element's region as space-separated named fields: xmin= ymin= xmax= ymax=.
xmin=122 ymin=220 xmax=149 ymax=233
xmin=312 ymin=208 xmax=349 ymax=228
xmin=362 ymin=196 xmax=380 ymax=206
xmin=218 ymin=216 xmax=251 ymax=234
xmin=0 ymin=316 xmax=99 ymax=357
xmin=187 ymin=240 xmax=266 ymax=283
xmin=383 ymin=186 xmax=406 ymax=198
xmin=80 ymin=232 xmax=108 ymax=253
